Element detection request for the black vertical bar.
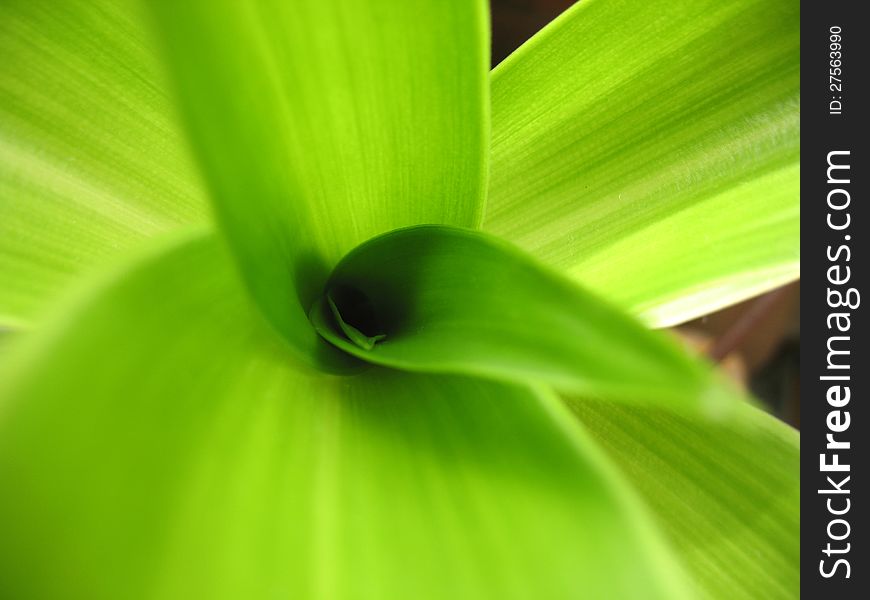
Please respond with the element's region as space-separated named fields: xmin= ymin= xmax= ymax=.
xmin=802 ymin=0 xmax=867 ymax=596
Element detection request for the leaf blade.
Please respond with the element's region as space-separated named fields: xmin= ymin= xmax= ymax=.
xmin=0 ymin=231 xmax=689 ymax=600
xmin=485 ymin=0 xmax=800 ymax=324
xmin=568 ymin=397 xmax=800 ymax=599
xmin=311 ymin=225 xmax=737 ymax=413
xmin=0 ymin=0 xmax=209 ymax=327
xmin=150 ymin=0 xmax=490 ymax=363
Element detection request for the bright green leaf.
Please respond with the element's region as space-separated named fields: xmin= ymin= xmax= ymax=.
xmin=0 ymin=329 xmax=13 ymax=363
xmin=150 ymin=0 xmax=490 ymax=365
xmin=311 ymin=225 xmax=735 ymax=413
xmin=0 ymin=231 xmax=690 ymax=600
xmin=0 ymin=0 xmax=208 ymax=328
xmin=486 ymin=0 xmax=799 ymax=326
xmin=567 ymin=397 xmax=800 ymax=599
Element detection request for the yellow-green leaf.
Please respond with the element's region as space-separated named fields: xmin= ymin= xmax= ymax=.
xmin=0 ymin=230 xmax=690 ymax=600
xmin=0 ymin=0 xmax=208 ymax=328
xmin=486 ymin=0 xmax=799 ymax=325
xmin=150 ymin=0 xmax=490 ymax=366
xmin=568 ymin=397 xmax=800 ymax=599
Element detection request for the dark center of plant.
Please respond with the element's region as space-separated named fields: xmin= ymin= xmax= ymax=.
xmin=324 ymin=284 xmax=387 ymax=350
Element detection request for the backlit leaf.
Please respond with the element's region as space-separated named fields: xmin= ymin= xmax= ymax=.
xmin=0 ymin=0 xmax=208 ymax=328
xmin=568 ymin=397 xmax=800 ymax=599
xmin=486 ymin=0 xmax=799 ymax=325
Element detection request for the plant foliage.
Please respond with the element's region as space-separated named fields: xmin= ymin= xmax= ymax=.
xmin=0 ymin=0 xmax=799 ymax=598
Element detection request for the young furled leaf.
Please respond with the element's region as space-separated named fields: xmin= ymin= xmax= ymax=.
xmin=311 ymin=225 xmax=737 ymax=414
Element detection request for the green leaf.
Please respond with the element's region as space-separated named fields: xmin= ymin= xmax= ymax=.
xmin=311 ymin=225 xmax=735 ymax=413
xmin=567 ymin=398 xmax=800 ymax=599
xmin=485 ymin=0 xmax=799 ymax=326
xmin=0 ymin=231 xmax=690 ymax=599
xmin=0 ymin=0 xmax=208 ymax=328
xmin=150 ymin=0 xmax=490 ymax=365
xmin=0 ymin=328 xmax=13 ymax=364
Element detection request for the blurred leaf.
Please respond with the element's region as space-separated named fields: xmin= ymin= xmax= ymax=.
xmin=311 ymin=225 xmax=735 ymax=413
xmin=0 ymin=0 xmax=208 ymax=328
xmin=0 ymin=231 xmax=689 ymax=600
xmin=568 ymin=398 xmax=800 ymax=599
xmin=150 ymin=0 xmax=490 ymax=366
xmin=486 ymin=0 xmax=799 ymax=326
xmin=0 ymin=328 xmax=13 ymax=363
